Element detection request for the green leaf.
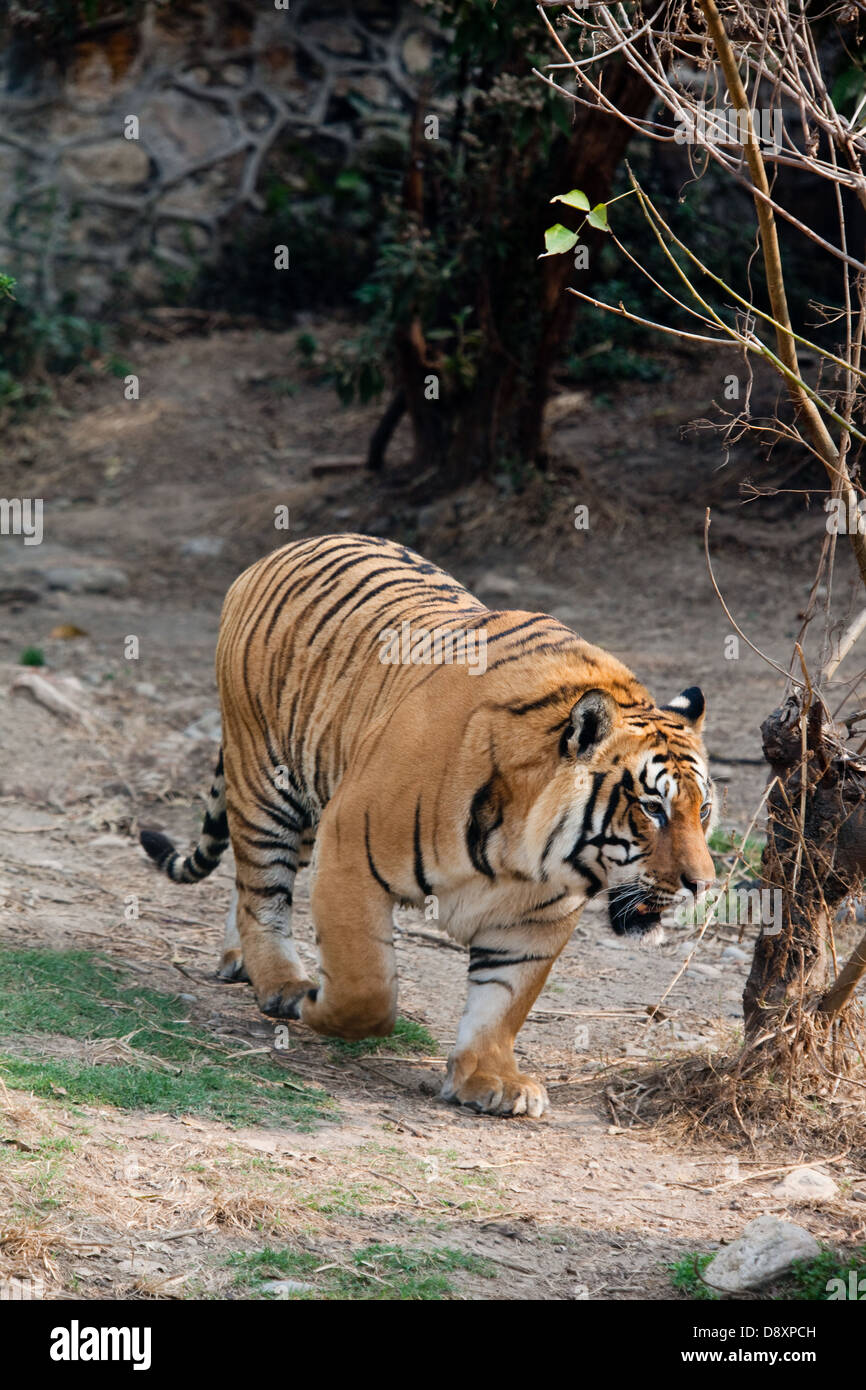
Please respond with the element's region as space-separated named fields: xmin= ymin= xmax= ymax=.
xmin=587 ymin=203 xmax=610 ymax=232
xmin=550 ymin=189 xmax=590 ymax=211
xmin=541 ymin=223 xmax=579 ymax=257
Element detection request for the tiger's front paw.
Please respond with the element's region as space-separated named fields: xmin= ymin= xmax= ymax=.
xmin=441 ymin=1065 xmax=549 ymax=1118
xmin=256 ymin=980 xmax=317 ymax=1019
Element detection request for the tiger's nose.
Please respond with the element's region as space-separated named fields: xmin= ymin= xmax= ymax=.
xmin=681 ymin=874 xmax=699 ymax=896
xmin=681 ymin=873 xmax=716 ymax=896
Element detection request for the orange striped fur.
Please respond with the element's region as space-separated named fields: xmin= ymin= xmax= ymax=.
xmin=141 ymin=535 xmax=715 ymax=1116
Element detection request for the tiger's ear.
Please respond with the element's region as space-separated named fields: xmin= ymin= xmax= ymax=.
xmin=563 ymin=688 xmax=619 ymax=760
xmin=661 ymin=686 xmax=705 ymax=731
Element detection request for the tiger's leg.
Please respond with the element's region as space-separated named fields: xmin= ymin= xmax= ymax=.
xmin=442 ymin=915 xmax=577 ymax=1118
xmin=226 ymin=787 xmax=316 ymax=1018
xmin=298 ymin=822 xmax=318 ymax=870
xmin=295 ymin=804 xmax=397 ymax=1039
xmin=217 ymin=885 xmax=249 ymax=982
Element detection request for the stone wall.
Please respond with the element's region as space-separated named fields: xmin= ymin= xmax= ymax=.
xmin=0 ymin=0 xmax=436 ymax=316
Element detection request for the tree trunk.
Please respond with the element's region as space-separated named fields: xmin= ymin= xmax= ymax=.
xmin=743 ymin=695 xmax=866 ymax=1053
xmin=396 ymin=57 xmax=653 ymax=485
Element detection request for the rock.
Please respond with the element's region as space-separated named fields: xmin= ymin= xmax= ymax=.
xmin=543 ymin=390 xmax=590 ymax=428
xmin=62 ymin=141 xmax=152 ymax=188
xmin=772 ymin=1168 xmax=839 ymax=1203
xmin=180 ymin=536 xmax=224 ymax=558
xmin=260 ymin=1279 xmax=315 ymax=1297
xmin=11 ymin=671 xmax=101 ymax=727
xmin=44 ymin=566 xmax=129 ymax=596
xmin=0 ymin=586 xmax=42 ymax=606
xmin=340 ymin=73 xmax=391 ymax=106
xmin=690 ymin=962 xmax=721 ymax=978
xmin=182 ymin=709 xmax=222 ymax=742
xmin=307 ymin=21 xmax=365 ymax=54
xmin=476 ymin=571 xmax=521 ymax=597
xmin=417 ymin=499 xmax=455 ymax=532
xmin=703 ymin=1216 xmax=820 ymax=1293
xmin=673 ymin=939 xmax=697 ymax=955
xmin=116 ymin=1258 xmax=165 ymax=1276
xmin=402 ymin=30 xmax=434 ymax=74
xmin=721 ymin=945 xmax=750 ymax=963
xmin=221 ymin=64 xmax=247 ymax=86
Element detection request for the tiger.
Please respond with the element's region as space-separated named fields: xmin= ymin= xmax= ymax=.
xmin=140 ymin=533 xmax=715 ymax=1118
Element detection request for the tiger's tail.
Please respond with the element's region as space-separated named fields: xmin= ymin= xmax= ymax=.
xmin=140 ymin=748 xmax=229 ymax=884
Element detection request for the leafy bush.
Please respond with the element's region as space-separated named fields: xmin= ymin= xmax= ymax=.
xmin=0 ymin=276 xmax=105 ymax=412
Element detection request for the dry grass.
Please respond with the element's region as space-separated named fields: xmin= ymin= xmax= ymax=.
xmin=596 ymin=1014 xmax=866 ymax=1160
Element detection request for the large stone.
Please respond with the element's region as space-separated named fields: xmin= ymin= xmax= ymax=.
xmin=703 ymin=1216 xmax=820 ymax=1293
xmin=138 ymin=93 xmax=234 ymax=166
xmin=772 ymin=1168 xmax=839 ymax=1203
xmin=62 ymin=140 xmax=152 ymax=188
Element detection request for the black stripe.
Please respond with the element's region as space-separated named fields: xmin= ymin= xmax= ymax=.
xmin=468 ymin=949 xmax=551 ymax=972
xmin=466 ymin=777 xmax=502 ymax=879
xmin=508 ymin=684 xmax=582 ymax=716
xmin=203 ymin=810 xmax=229 ymax=841
xmin=542 ymin=813 xmax=568 ymax=867
xmin=236 ymin=882 xmax=294 ymax=902
xmin=413 ymin=799 xmax=432 ymax=896
xmin=365 ymin=813 xmax=391 ymax=894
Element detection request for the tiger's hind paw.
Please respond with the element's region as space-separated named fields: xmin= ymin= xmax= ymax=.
xmin=217 ymin=950 xmax=249 ymax=983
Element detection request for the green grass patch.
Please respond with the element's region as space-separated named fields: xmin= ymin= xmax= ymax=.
xmin=787 ymin=1246 xmax=866 ymax=1301
xmin=669 ymin=1246 xmax=866 ymax=1301
xmin=18 ymin=647 xmax=45 ymax=667
xmin=327 ymin=1015 xmax=437 ymax=1061
xmin=708 ymin=828 xmax=765 ymax=881
xmin=228 ymin=1241 xmax=495 ymax=1300
xmin=669 ymin=1252 xmax=720 ymax=1300
xmin=0 ymin=947 xmax=331 ymax=1128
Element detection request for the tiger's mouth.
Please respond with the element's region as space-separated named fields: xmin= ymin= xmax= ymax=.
xmin=607 ymin=884 xmax=670 ymax=937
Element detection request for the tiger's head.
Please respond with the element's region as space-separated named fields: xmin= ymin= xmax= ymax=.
xmin=530 ymin=683 xmax=716 ymax=938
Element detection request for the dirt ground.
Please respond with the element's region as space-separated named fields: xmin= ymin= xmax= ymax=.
xmin=1 ymin=320 xmax=865 ymax=1301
